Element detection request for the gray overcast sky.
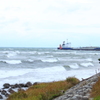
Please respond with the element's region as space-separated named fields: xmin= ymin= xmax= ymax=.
xmin=0 ymin=0 xmax=100 ymax=47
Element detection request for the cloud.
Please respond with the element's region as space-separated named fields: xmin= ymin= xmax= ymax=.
xmin=0 ymin=0 xmax=100 ymax=47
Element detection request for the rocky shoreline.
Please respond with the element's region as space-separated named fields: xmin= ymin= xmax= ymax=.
xmin=53 ymin=73 xmax=100 ymax=100
xmin=0 ymin=73 xmax=100 ymax=100
xmin=0 ymin=81 xmax=33 ymax=100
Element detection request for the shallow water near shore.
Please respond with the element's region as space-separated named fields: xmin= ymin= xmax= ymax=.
xmin=0 ymin=47 xmax=100 ymax=88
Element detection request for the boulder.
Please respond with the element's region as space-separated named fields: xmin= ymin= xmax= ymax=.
xmin=19 ymin=83 xmax=25 ymax=87
xmin=25 ymin=82 xmax=32 ymax=87
xmin=11 ymin=84 xmax=21 ymax=88
xmin=33 ymin=82 xmax=38 ymax=85
xmin=5 ymin=93 xmax=9 ymax=97
xmin=1 ymin=90 xmax=7 ymax=95
xmin=0 ymin=95 xmax=3 ymax=99
xmin=3 ymin=83 xmax=10 ymax=88
xmin=8 ymin=88 xmax=15 ymax=94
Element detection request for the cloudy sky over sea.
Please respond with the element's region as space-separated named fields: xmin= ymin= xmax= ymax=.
xmin=0 ymin=0 xmax=100 ymax=47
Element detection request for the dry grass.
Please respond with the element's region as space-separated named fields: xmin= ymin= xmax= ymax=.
xmin=7 ymin=77 xmax=80 ymax=100
xmin=90 ymin=77 xmax=100 ymax=100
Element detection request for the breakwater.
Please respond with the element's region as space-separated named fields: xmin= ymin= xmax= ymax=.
xmin=53 ymin=73 xmax=100 ymax=100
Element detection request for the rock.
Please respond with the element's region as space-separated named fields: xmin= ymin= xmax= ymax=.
xmin=11 ymin=85 xmax=16 ymax=88
xmin=70 ymin=96 xmax=77 ymax=100
xmin=82 ymin=96 xmax=89 ymax=100
xmin=53 ymin=73 xmax=100 ymax=100
xmin=8 ymin=88 xmax=15 ymax=93
xmin=19 ymin=83 xmax=25 ymax=87
xmin=25 ymin=82 xmax=32 ymax=87
xmin=91 ymin=82 xmax=96 ymax=86
xmin=33 ymin=82 xmax=38 ymax=85
xmin=76 ymin=95 xmax=82 ymax=99
xmin=11 ymin=84 xmax=21 ymax=88
xmin=0 ymin=95 xmax=3 ymax=99
xmin=5 ymin=93 xmax=9 ymax=97
xmin=1 ymin=90 xmax=7 ymax=95
xmin=3 ymin=83 xmax=10 ymax=88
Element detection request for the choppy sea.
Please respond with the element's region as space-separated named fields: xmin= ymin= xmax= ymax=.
xmin=0 ymin=47 xmax=100 ymax=88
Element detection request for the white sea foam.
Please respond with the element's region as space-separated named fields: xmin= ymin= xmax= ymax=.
xmin=69 ymin=63 xmax=79 ymax=69
xmin=80 ymin=62 xmax=94 ymax=67
xmin=86 ymin=58 xmax=93 ymax=61
xmin=38 ymin=52 xmax=50 ymax=55
xmin=28 ymin=51 xmax=37 ymax=54
xmin=0 ymin=66 xmax=67 ymax=88
xmin=4 ymin=60 xmax=22 ymax=64
xmin=42 ymin=58 xmax=58 ymax=62
xmin=6 ymin=51 xmax=18 ymax=58
xmin=0 ymin=65 xmax=98 ymax=89
xmin=0 ymin=69 xmax=33 ymax=78
xmin=27 ymin=59 xmax=34 ymax=62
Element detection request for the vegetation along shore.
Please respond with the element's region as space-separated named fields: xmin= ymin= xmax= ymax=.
xmin=1 ymin=77 xmax=79 ymax=100
xmin=0 ymin=72 xmax=100 ymax=100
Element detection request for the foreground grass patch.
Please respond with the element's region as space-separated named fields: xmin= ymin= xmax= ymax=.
xmin=90 ymin=77 xmax=100 ymax=100
xmin=7 ymin=77 xmax=80 ymax=100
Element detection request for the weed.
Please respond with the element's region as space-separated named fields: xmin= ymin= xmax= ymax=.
xmin=7 ymin=77 xmax=80 ymax=100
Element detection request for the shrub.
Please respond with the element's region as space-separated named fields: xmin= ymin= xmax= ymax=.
xmin=66 ymin=77 xmax=80 ymax=85
xmin=8 ymin=90 xmax=28 ymax=100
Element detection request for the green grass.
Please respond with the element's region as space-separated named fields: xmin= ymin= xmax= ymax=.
xmin=90 ymin=77 xmax=100 ymax=100
xmin=93 ymin=96 xmax=100 ymax=100
xmin=7 ymin=77 xmax=80 ymax=100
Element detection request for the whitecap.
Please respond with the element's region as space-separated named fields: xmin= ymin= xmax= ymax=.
xmin=80 ymin=62 xmax=94 ymax=67
xmin=85 ymin=58 xmax=93 ymax=61
xmin=42 ymin=58 xmax=58 ymax=62
xmin=69 ymin=63 xmax=79 ymax=69
xmin=37 ymin=52 xmax=50 ymax=55
xmin=4 ymin=60 xmax=22 ymax=64
xmin=7 ymin=52 xmax=17 ymax=58
xmin=27 ymin=59 xmax=34 ymax=62
xmin=15 ymin=51 xmax=20 ymax=54
xmin=28 ymin=51 xmax=37 ymax=54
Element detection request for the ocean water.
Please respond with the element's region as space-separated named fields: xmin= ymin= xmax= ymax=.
xmin=0 ymin=47 xmax=100 ymax=88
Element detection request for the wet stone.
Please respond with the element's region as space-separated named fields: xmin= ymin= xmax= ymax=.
xmin=5 ymin=93 xmax=9 ymax=97
xmin=25 ymin=82 xmax=32 ymax=87
xmin=3 ymin=83 xmax=10 ymax=89
xmin=1 ymin=90 xmax=7 ymax=95
xmin=8 ymin=88 xmax=15 ymax=93
xmin=11 ymin=84 xmax=21 ymax=88
xmin=19 ymin=83 xmax=25 ymax=87
xmin=82 ymin=96 xmax=89 ymax=100
xmin=0 ymin=95 xmax=3 ymax=99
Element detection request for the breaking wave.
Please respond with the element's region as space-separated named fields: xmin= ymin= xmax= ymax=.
xmin=80 ymin=62 xmax=94 ymax=67
xmin=41 ymin=58 xmax=58 ymax=62
xmin=0 ymin=60 xmax=22 ymax=64
xmin=63 ymin=63 xmax=79 ymax=69
xmin=69 ymin=63 xmax=79 ymax=69
xmin=63 ymin=62 xmax=94 ymax=70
